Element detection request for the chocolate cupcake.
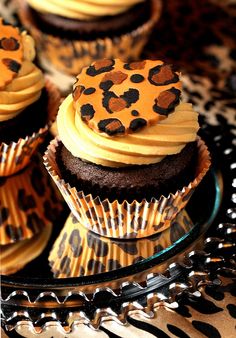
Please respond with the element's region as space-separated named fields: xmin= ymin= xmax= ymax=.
xmin=44 ymin=58 xmax=211 ymax=239
xmin=18 ymin=0 xmax=162 ymax=82
xmin=0 ymin=18 xmax=60 ymax=176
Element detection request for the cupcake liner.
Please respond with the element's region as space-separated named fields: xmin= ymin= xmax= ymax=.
xmin=44 ymin=137 xmax=211 ymax=239
xmin=49 ymin=210 xmax=193 ymax=278
xmin=1 ymin=222 xmax=52 ymax=275
xmin=18 ymin=0 xmax=162 ymax=76
xmin=0 ymin=79 xmax=60 ymax=177
xmin=0 ymin=156 xmax=63 ymax=245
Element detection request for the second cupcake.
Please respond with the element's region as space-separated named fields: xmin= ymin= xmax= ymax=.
xmin=44 ymin=58 xmax=211 ymax=239
xmin=0 ymin=18 xmax=60 ymax=176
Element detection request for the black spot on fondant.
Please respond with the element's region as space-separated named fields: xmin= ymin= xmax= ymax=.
xmin=80 ymin=103 xmax=95 ymax=121
xmin=69 ymin=229 xmax=83 ymax=257
xmin=2 ymin=19 xmax=11 ymax=26
xmin=120 ymin=88 xmax=139 ymax=106
xmin=2 ymin=58 xmax=21 ymax=73
xmin=83 ymin=87 xmax=96 ymax=95
xmin=153 ymin=87 xmax=181 ymax=116
xmin=130 ymin=74 xmax=144 ymax=83
xmin=86 ymin=59 xmax=115 ymax=76
xmin=98 ymin=118 xmax=125 ymax=136
xmin=99 ymin=80 xmax=113 ymax=91
xmin=131 ymin=110 xmax=139 ymax=116
xmin=102 ymin=90 xmax=118 ymax=113
xmin=129 ymin=118 xmax=147 ymax=131
xmin=148 ymin=64 xmax=179 ymax=86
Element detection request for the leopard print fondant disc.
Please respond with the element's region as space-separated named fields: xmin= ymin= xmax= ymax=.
xmin=0 ymin=18 xmax=23 ymax=90
xmin=73 ymin=59 xmax=182 ymax=136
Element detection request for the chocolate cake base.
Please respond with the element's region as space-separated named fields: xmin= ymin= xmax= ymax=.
xmin=25 ymin=1 xmax=151 ymax=40
xmin=56 ymin=142 xmax=198 ymax=203
xmin=0 ymin=89 xmax=48 ymax=144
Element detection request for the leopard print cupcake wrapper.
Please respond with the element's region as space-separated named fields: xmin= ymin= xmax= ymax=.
xmin=1 ymin=222 xmax=52 ymax=275
xmin=44 ymin=137 xmax=211 ymax=239
xmin=49 ymin=210 xmax=193 ymax=278
xmin=0 ymin=156 xmax=63 ymax=245
xmin=18 ymin=0 xmax=161 ymax=77
xmin=0 ymin=79 xmax=60 ymax=177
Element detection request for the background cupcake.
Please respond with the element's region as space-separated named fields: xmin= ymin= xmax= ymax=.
xmin=0 ymin=18 xmax=60 ymax=176
xmin=18 ymin=0 xmax=162 ymax=88
xmin=44 ymin=58 xmax=211 ymax=239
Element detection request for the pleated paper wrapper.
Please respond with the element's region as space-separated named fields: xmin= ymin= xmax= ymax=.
xmin=0 ymin=79 xmax=60 ymax=177
xmin=1 ymin=222 xmax=52 ymax=275
xmin=49 ymin=210 xmax=193 ymax=278
xmin=44 ymin=137 xmax=211 ymax=239
xmin=18 ymin=0 xmax=162 ymax=77
xmin=0 ymin=156 xmax=63 ymax=245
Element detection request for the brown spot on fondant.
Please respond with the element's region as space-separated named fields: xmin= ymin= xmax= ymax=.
xmin=0 ymin=37 xmax=19 ymax=51
xmin=94 ymin=59 xmax=113 ymax=71
xmin=72 ymin=85 xmax=84 ymax=101
xmin=153 ymin=88 xmax=181 ymax=115
xmin=102 ymin=71 xmax=128 ymax=85
xmin=148 ymin=64 xmax=179 ymax=86
xmin=109 ymin=97 xmax=127 ymax=112
xmin=98 ymin=118 xmax=125 ymax=135
xmin=86 ymin=59 xmax=115 ymax=76
xmin=2 ymin=57 xmax=21 ymax=73
xmin=158 ymin=90 xmax=176 ymax=109
xmin=124 ymin=60 xmax=146 ymax=70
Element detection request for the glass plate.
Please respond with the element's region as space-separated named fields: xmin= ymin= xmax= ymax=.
xmin=2 ymin=121 xmax=236 ymax=331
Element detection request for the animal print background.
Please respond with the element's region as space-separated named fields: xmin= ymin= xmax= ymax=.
xmin=0 ymin=0 xmax=235 ymax=337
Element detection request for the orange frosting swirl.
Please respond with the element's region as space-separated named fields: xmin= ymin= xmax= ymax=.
xmin=58 ymin=96 xmax=199 ymax=167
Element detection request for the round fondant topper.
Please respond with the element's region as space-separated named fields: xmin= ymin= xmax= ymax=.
xmin=73 ymin=59 xmax=182 ymax=136
xmin=0 ymin=18 xmax=23 ymax=90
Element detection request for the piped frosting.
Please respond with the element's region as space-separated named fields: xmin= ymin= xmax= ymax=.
xmin=26 ymin=0 xmax=145 ymax=21
xmin=0 ymin=18 xmax=45 ymax=122
xmin=57 ymin=59 xmax=199 ymax=168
